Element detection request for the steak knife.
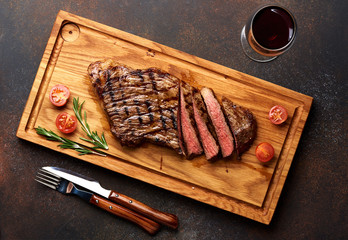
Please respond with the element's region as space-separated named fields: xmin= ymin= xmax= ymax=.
xmin=36 ymin=171 xmax=160 ymax=235
xmin=43 ymin=166 xmax=178 ymax=229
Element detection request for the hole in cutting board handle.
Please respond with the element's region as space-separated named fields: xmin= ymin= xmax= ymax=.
xmin=60 ymin=22 xmax=80 ymax=42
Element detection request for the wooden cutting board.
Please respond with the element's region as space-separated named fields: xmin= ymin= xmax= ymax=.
xmin=17 ymin=11 xmax=312 ymax=224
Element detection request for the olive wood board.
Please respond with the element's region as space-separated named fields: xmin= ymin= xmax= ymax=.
xmin=16 ymin=11 xmax=312 ymax=224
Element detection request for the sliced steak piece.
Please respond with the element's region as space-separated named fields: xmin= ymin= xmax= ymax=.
xmin=200 ymin=87 xmax=234 ymax=158
xmin=177 ymin=85 xmax=185 ymax=155
xmin=179 ymin=81 xmax=203 ymax=158
xmin=88 ymin=59 xmax=182 ymax=153
xmin=192 ymin=88 xmax=219 ymax=160
xmin=222 ymin=97 xmax=257 ymax=155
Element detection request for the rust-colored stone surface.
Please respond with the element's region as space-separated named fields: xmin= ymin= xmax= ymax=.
xmin=0 ymin=0 xmax=347 ymax=239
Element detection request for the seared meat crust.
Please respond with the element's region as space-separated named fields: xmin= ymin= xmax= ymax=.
xmin=222 ymin=97 xmax=256 ymax=155
xmin=88 ymin=59 xmax=181 ymax=153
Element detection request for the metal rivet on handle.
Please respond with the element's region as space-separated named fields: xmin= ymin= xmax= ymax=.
xmin=109 ymin=206 xmax=112 ymax=209
xmin=129 ymin=200 xmax=133 ymax=203
xmin=96 ymin=200 xmax=99 ymax=204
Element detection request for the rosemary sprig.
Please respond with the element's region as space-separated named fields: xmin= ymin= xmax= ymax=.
xmin=35 ymin=126 xmax=106 ymax=157
xmin=73 ymin=97 xmax=109 ymax=150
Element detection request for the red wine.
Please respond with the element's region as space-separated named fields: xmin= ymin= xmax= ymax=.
xmin=252 ymin=6 xmax=294 ymax=49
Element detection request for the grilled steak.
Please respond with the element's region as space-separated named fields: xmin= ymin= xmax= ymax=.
xmin=88 ymin=59 xmax=182 ymax=153
xmin=222 ymin=97 xmax=257 ymax=155
xmin=192 ymin=88 xmax=219 ymax=160
xmin=88 ymin=59 xmax=256 ymax=160
xmin=179 ymin=81 xmax=203 ymax=158
xmin=200 ymin=87 xmax=234 ymax=158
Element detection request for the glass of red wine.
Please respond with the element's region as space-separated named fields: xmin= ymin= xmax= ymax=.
xmin=241 ymin=5 xmax=297 ymax=62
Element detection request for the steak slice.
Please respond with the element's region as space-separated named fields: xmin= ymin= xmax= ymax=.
xmin=192 ymin=88 xmax=219 ymax=160
xmin=179 ymin=81 xmax=203 ymax=158
xmin=222 ymin=97 xmax=257 ymax=155
xmin=200 ymin=87 xmax=234 ymax=158
xmin=88 ymin=59 xmax=182 ymax=153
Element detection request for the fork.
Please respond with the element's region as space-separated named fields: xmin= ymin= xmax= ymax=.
xmin=35 ymin=168 xmax=160 ymax=235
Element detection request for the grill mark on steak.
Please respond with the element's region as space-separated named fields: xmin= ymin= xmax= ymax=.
xmin=88 ymin=59 xmax=181 ymax=153
xmin=108 ymin=104 xmax=177 ymax=122
xmin=201 ymin=87 xmax=234 ymax=158
xmin=124 ymin=106 xmax=129 ymax=116
xmin=221 ymin=97 xmax=257 ymax=156
xmin=169 ymin=108 xmax=177 ymax=129
xmin=103 ymin=91 xmax=178 ymax=119
xmin=136 ymin=106 xmax=141 ymax=114
xmin=88 ymin=60 xmax=131 ymax=98
xmin=149 ymin=113 xmax=154 ymax=122
xmin=160 ymin=114 xmax=166 ymax=129
xmin=102 ymin=85 xmax=178 ymax=104
xmin=134 ymin=70 xmax=144 ymax=82
xmin=151 ymin=80 xmax=157 ymax=91
xmin=138 ymin=116 xmax=143 ymax=124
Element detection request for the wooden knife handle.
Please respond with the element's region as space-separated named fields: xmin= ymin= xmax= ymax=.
xmin=109 ymin=190 xmax=178 ymax=229
xmin=90 ymin=195 xmax=160 ymax=235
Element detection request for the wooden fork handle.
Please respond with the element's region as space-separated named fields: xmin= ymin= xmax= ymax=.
xmin=90 ymin=195 xmax=160 ymax=235
xmin=109 ymin=190 xmax=178 ymax=229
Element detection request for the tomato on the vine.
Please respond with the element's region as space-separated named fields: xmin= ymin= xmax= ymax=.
xmin=49 ymin=84 xmax=70 ymax=107
xmin=255 ymin=142 xmax=274 ymax=162
xmin=56 ymin=112 xmax=77 ymax=134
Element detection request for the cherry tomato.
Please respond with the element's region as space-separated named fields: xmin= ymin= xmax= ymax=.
xmin=49 ymin=84 xmax=70 ymax=107
xmin=269 ymin=105 xmax=288 ymax=125
xmin=56 ymin=112 xmax=77 ymax=134
xmin=255 ymin=142 xmax=274 ymax=162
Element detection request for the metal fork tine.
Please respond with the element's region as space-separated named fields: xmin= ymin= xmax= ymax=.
xmin=37 ymin=171 xmax=60 ymax=183
xmin=39 ymin=168 xmax=61 ymax=179
xmin=35 ymin=175 xmax=59 ymax=187
xmin=35 ymin=178 xmax=57 ymax=190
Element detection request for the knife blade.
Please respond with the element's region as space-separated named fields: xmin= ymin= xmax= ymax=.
xmin=43 ymin=166 xmax=178 ymax=229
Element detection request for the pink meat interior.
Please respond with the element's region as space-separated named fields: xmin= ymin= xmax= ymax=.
xmin=193 ymin=98 xmax=219 ymax=160
xmin=201 ymin=88 xmax=234 ymax=157
xmin=180 ymin=88 xmax=203 ymax=156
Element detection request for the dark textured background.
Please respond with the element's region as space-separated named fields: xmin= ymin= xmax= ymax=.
xmin=0 ymin=0 xmax=347 ymax=239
